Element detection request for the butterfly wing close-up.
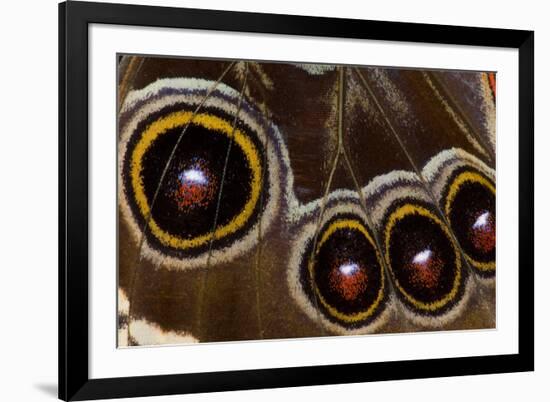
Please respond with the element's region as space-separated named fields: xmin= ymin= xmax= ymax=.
xmin=117 ymin=55 xmax=496 ymax=346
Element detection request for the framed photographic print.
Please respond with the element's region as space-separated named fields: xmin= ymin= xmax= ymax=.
xmin=59 ymin=1 xmax=534 ymax=400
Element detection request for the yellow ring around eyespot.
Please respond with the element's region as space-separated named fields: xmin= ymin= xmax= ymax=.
xmin=130 ymin=111 xmax=262 ymax=250
xmin=308 ymin=219 xmax=385 ymax=323
xmin=384 ymin=204 xmax=462 ymax=312
xmin=445 ymin=171 xmax=496 ymax=272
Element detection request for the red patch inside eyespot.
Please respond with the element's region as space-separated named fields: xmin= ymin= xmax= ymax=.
xmin=469 ymin=210 xmax=496 ymax=255
xmin=328 ymin=259 xmax=369 ymax=302
xmin=404 ymin=249 xmax=444 ymax=290
xmin=171 ymin=158 xmax=218 ymax=212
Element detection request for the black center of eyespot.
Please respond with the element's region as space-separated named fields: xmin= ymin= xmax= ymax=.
xmin=386 ymin=204 xmax=459 ymax=308
xmin=140 ymin=123 xmax=253 ymax=240
xmin=447 ymin=174 xmax=495 ymax=268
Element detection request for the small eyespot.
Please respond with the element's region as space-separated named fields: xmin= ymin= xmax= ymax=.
xmin=311 ymin=215 xmax=385 ymax=325
xmin=363 ymin=170 xmax=470 ymax=325
xmin=383 ymin=201 xmax=463 ymax=315
xmin=444 ymin=169 xmax=496 ymax=273
xmin=288 ymin=194 xmax=391 ymax=333
xmin=423 ymin=148 xmax=496 ymax=278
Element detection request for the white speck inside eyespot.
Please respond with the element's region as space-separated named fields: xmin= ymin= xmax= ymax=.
xmin=472 ymin=210 xmax=490 ymax=230
xmin=179 ymin=168 xmax=208 ymax=185
xmin=339 ymin=263 xmax=360 ymax=276
xmin=412 ymin=249 xmax=432 ymax=265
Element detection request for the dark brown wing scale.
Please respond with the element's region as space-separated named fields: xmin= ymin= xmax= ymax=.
xmin=117 ymin=55 xmax=496 ymax=346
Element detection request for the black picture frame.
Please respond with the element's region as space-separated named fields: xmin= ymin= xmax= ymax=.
xmin=59 ymin=1 xmax=534 ymax=400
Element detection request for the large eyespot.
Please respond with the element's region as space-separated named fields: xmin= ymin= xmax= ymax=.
xmin=119 ymin=78 xmax=290 ymax=269
xmin=129 ymin=111 xmax=262 ymax=250
xmin=363 ymin=170 xmax=470 ymax=325
xmin=288 ymin=193 xmax=391 ymax=334
xmin=445 ymin=169 xmax=495 ymax=273
xmin=384 ymin=202 xmax=462 ymax=314
xmin=423 ymin=148 xmax=496 ymax=278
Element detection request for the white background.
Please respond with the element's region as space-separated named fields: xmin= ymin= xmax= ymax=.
xmin=0 ymin=0 xmax=546 ymax=401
